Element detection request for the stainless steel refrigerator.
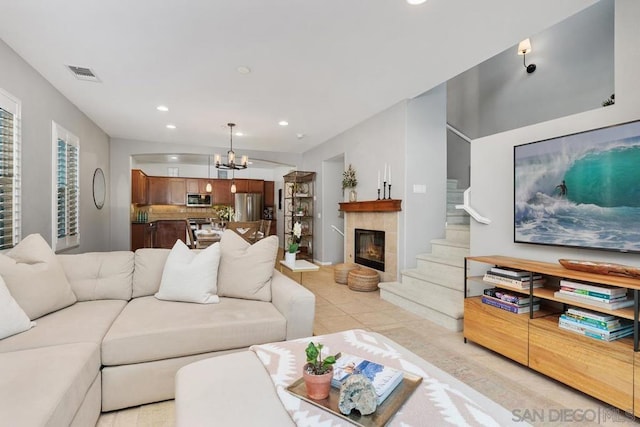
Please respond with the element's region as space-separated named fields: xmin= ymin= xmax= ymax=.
xmin=234 ymin=193 xmax=263 ymax=221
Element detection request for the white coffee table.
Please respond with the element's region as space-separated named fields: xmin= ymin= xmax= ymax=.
xmin=278 ymin=259 xmax=319 ymax=284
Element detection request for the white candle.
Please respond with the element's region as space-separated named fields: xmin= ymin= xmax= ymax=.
xmin=389 ymin=166 xmax=391 ymax=185
xmin=377 ymin=170 xmax=380 ymax=189
xmin=384 ymin=163 xmax=387 ymax=182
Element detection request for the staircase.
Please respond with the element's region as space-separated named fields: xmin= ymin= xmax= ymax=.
xmin=379 ymin=179 xmax=471 ymax=331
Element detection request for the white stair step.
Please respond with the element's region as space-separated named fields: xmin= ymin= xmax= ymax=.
xmin=402 ymin=267 xmax=464 ymax=292
xmin=446 ymin=214 xmax=470 ymax=225
xmin=379 ymin=282 xmax=463 ymax=331
xmin=447 ymin=190 xmax=464 ymax=204
xmin=445 ymin=224 xmax=470 ymax=243
xmin=416 ymin=252 xmax=465 ymax=268
xmin=431 ymin=239 xmax=470 ymax=258
xmin=446 ymin=179 xmax=459 ymax=190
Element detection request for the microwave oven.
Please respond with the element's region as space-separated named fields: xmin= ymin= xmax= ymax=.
xmin=186 ymin=193 xmax=212 ymax=207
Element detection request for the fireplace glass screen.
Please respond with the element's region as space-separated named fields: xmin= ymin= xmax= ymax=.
xmin=354 ymin=228 xmax=385 ymax=271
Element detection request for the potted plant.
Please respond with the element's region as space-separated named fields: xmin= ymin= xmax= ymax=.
xmin=303 ymin=342 xmax=340 ymax=400
xmin=285 ymin=222 xmax=302 ymax=264
xmin=216 ymin=206 xmax=235 ymax=225
xmin=342 ymin=164 xmax=358 ymax=202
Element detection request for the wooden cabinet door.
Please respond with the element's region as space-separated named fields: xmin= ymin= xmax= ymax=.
xmin=264 ymin=181 xmax=274 ymax=207
xmin=233 ymin=179 xmax=249 ymax=193
xmin=156 ymin=220 xmax=188 ymax=249
xmin=131 ymin=169 xmax=148 ymax=205
xmin=212 ymin=179 xmax=233 ymax=205
xmin=186 ymin=179 xmax=200 ymax=194
xmin=168 ymin=178 xmax=186 ymax=205
xmin=148 ymin=177 xmax=170 ymax=204
xmin=131 ymin=223 xmax=145 ymax=251
xmin=248 ymin=179 xmax=264 ymax=193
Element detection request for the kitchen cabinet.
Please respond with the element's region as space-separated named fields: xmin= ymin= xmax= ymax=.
xmin=264 ymin=181 xmax=274 ymax=208
xmin=148 ymin=177 xmax=186 ymax=205
xmin=156 ymin=220 xmax=189 ymax=249
xmin=187 ymin=178 xmax=212 ymax=194
xmin=212 ymin=179 xmax=233 ymax=205
xmin=131 ymin=222 xmax=156 ymax=251
xmin=131 ymin=169 xmax=148 ymax=205
xmin=233 ymin=179 xmax=249 ymax=193
xmin=248 ymin=179 xmax=264 ymax=193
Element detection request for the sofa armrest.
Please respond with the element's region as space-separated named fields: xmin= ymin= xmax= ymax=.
xmin=270 ymin=269 xmax=315 ymax=339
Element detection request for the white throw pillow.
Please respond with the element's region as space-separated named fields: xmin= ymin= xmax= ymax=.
xmin=155 ymin=240 xmax=221 ymax=304
xmin=217 ymin=230 xmax=278 ymax=302
xmin=0 ymin=275 xmax=36 ymax=339
xmin=0 ymin=234 xmax=77 ymax=320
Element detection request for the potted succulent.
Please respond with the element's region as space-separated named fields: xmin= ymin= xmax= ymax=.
xmin=303 ymin=342 xmax=340 ymax=400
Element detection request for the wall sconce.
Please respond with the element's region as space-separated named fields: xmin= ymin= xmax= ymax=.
xmin=517 ymin=38 xmax=536 ymax=74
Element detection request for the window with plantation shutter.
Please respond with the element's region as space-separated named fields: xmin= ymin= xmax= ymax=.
xmin=52 ymin=122 xmax=79 ymax=252
xmin=0 ymin=89 xmax=21 ymax=251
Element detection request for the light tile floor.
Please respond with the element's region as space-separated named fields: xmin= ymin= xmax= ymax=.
xmin=98 ymin=265 xmax=638 ymax=426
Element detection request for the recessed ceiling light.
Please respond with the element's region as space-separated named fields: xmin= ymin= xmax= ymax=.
xmin=169 ymin=155 xmax=178 ymax=160
xmin=156 ymin=105 xmax=169 ymax=112
xmin=406 ymin=0 xmax=427 ymax=4
xmin=236 ymin=66 xmax=251 ymax=74
xmin=235 ymin=131 xmax=244 ymax=136
xmin=296 ymin=133 xmax=306 ymax=140
xmin=278 ymin=120 xmax=289 ymax=126
xmin=166 ymin=124 xmax=176 ymax=129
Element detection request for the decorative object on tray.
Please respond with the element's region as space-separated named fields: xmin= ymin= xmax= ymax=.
xmin=558 ymin=259 xmax=640 ymax=278
xmin=338 ymin=374 xmax=377 ymax=415
xmin=303 ymin=342 xmax=341 ymax=400
xmin=332 ymin=354 xmax=404 ymax=406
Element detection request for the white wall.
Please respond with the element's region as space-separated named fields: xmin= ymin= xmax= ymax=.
xmin=321 ymin=155 xmax=345 ymax=265
xmin=470 ymin=0 xmax=640 ymax=271
xmin=404 ymin=84 xmax=447 ymax=267
xmin=0 ymin=39 xmax=110 ymax=252
xmin=109 ymin=137 xmax=301 ymax=251
xmin=448 ymin=0 xmax=614 ymax=140
xmin=132 ymin=161 xmax=278 ymax=181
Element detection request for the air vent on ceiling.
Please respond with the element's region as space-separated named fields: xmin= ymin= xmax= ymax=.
xmin=66 ymin=65 xmax=101 ymax=82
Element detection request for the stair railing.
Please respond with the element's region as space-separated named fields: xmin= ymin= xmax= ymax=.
xmin=455 ymin=187 xmax=491 ymax=224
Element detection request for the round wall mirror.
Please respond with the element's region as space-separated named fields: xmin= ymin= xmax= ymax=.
xmin=93 ymin=168 xmax=106 ymax=209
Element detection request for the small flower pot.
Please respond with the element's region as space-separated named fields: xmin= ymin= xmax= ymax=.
xmin=303 ymin=365 xmax=333 ymax=400
xmin=285 ymin=251 xmax=296 ymax=265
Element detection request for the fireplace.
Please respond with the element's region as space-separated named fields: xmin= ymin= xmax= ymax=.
xmin=354 ymin=228 xmax=385 ymax=271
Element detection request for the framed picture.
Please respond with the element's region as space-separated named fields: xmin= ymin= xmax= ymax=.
xmin=217 ymin=170 xmax=228 ymax=179
xmin=514 ymin=119 xmax=640 ymax=253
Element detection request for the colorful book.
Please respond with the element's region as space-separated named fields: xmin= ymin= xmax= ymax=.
xmin=488 ymin=270 xmax=543 ymax=281
xmin=331 ymin=354 xmax=404 ymax=405
xmin=483 ymin=273 xmax=545 ymax=289
xmin=558 ymin=318 xmax=633 ymax=341
xmin=564 ymin=312 xmax=620 ymax=330
xmin=559 ymin=314 xmax=631 ymax=333
xmin=561 ymin=287 xmax=625 ymax=300
xmin=488 ymin=267 xmax=537 ymax=278
xmin=553 ymin=291 xmax=634 ymax=310
xmin=558 ymin=288 xmax=628 ymax=303
xmin=483 ymin=288 xmax=540 ymax=306
xmin=559 ymin=279 xmax=627 ymax=296
xmin=566 ymin=307 xmax=616 ymax=322
xmin=481 ymin=295 xmax=539 ymax=314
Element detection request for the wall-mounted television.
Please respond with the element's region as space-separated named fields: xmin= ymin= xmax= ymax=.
xmin=514 ymin=119 xmax=640 ymax=253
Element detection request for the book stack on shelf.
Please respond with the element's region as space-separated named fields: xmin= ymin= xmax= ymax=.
xmin=483 ymin=266 xmax=546 ymax=290
xmin=481 ymin=288 xmax=541 ymax=314
xmin=331 ymin=354 xmax=404 ymax=405
xmin=553 ymin=279 xmax=633 ymax=310
xmin=558 ymin=307 xmax=633 ymax=342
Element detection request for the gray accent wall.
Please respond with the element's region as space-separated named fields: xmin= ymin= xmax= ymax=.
xmin=470 ymin=0 xmax=640 ymax=271
xmin=0 ymin=39 xmax=110 ymax=252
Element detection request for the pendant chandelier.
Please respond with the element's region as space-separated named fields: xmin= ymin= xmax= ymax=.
xmin=215 ymin=123 xmax=248 ymax=170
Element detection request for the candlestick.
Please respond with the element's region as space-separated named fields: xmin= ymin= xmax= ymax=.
xmin=388 ymin=184 xmax=392 ymax=200
xmin=377 ymin=188 xmax=381 ymax=200
xmin=383 ymin=181 xmax=387 ymax=200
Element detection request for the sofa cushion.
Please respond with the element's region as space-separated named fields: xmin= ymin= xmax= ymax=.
xmin=102 ymin=295 xmax=286 ymax=366
xmin=132 ymin=248 xmax=171 ymax=298
xmin=217 ymin=230 xmax=278 ymax=302
xmin=0 ymin=342 xmax=100 ymax=427
xmin=0 ymin=233 xmax=76 ymax=320
xmin=58 ymin=251 xmax=134 ymax=301
xmin=0 ymin=275 xmax=35 ymax=339
xmin=155 ymin=240 xmax=221 ymax=304
xmin=0 ymin=300 xmax=126 ymax=354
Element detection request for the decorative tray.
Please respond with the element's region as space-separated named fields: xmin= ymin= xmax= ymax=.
xmin=286 ymin=373 xmax=422 ymax=427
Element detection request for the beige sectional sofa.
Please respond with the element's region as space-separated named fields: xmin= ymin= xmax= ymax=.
xmin=0 ymin=240 xmax=315 ymax=426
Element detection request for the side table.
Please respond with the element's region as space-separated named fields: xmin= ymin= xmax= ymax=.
xmin=278 ymin=259 xmax=319 ymax=285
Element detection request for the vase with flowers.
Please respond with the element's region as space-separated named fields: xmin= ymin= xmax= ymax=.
xmin=286 ymin=221 xmax=302 ymax=264
xmin=342 ymin=164 xmax=358 ymax=202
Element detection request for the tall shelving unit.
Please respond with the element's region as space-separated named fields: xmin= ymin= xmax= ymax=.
xmin=283 ymin=171 xmax=315 ymax=262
